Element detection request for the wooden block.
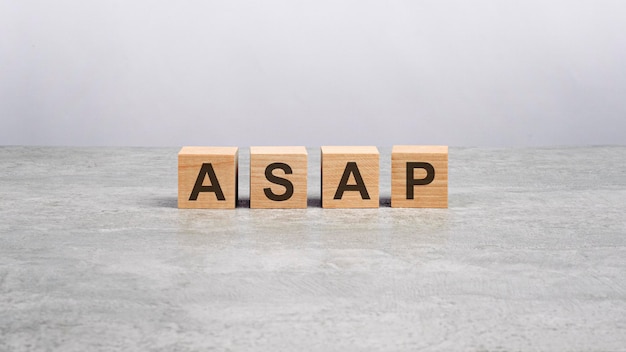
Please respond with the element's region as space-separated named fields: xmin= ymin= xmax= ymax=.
xmin=321 ymin=146 xmax=379 ymax=208
xmin=250 ymin=146 xmax=308 ymax=209
xmin=178 ymin=146 xmax=238 ymax=209
xmin=391 ymin=145 xmax=448 ymax=208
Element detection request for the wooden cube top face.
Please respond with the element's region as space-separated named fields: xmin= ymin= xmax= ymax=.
xmin=321 ymin=146 xmax=379 ymax=155
xmin=250 ymin=146 xmax=307 ymax=155
xmin=391 ymin=145 xmax=448 ymax=208
xmin=321 ymin=146 xmax=379 ymax=208
xmin=250 ymin=146 xmax=308 ymax=209
xmin=178 ymin=147 xmax=238 ymax=209
xmin=392 ymin=145 xmax=448 ymax=154
xmin=179 ymin=146 xmax=238 ymax=155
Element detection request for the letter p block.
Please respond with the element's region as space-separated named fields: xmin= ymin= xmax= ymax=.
xmin=391 ymin=145 xmax=448 ymax=208
xmin=250 ymin=146 xmax=308 ymax=209
xmin=178 ymin=147 xmax=238 ymax=209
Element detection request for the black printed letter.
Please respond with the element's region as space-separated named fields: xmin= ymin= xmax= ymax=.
xmin=264 ymin=163 xmax=294 ymax=201
xmin=334 ymin=162 xmax=370 ymax=200
xmin=189 ymin=163 xmax=225 ymax=201
xmin=406 ymin=162 xmax=435 ymax=199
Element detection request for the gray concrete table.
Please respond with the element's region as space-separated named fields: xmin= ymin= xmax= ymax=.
xmin=1 ymin=146 xmax=625 ymax=351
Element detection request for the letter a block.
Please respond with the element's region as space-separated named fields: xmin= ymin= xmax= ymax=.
xmin=391 ymin=145 xmax=448 ymax=208
xmin=321 ymin=146 xmax=379 ymax=208
xmin=250 ymin=146 xmax=308 ymax=209
xmin=178 ymin=147 xmax=238 ymax=209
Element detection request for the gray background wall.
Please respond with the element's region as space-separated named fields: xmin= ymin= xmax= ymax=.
xmin=1 ymin=0 xmax=625 ymax=147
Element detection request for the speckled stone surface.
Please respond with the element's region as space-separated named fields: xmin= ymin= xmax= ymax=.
xmin=1 ymin=146 xmax=625 ymax=351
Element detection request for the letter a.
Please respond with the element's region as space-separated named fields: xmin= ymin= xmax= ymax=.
xmin=334 ymin=162 xmax=370 ymax=200
xmin=189 ymin=163 xmax=226 ymax=201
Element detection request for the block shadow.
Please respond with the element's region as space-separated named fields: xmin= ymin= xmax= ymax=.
xmin=308 ymin=197 xmax=391 ymax=208
xmin=238 ymin=198 xmax=251 ymax=208
xmin=307 ymin=198 xmax=321 ymax=208
xmin=153 ymin=196 xmax=392 ymax=208
xmin=151 ymin=196 xmax=178 ymax=208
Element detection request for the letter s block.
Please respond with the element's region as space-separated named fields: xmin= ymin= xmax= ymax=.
xmin=391 ymin=145 xmax=448 ymax=208
xmin=178 ymin=146 xmax=238 ymax=209
xmin=321 ymin=146 xmax=379 ymax=208
xmin=250 ymin=146 xmax=308 ymax=209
